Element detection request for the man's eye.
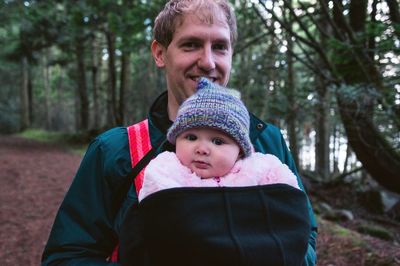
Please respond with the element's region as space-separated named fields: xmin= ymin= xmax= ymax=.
xmin=213 ymin=43 xmax=228 ymax=51
xmin=182 ymin=42 xmax=199 ymax=49
xmin=212 ymin=138 xmax=224 ymax=145
xmin=185 ymin=134 xmax=197 ymax=141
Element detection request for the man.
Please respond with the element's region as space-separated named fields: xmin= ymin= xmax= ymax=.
xmin=42 ymin=0 xmax=317 ymax=265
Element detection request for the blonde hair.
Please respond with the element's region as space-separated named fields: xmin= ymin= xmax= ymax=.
xmin=153 ymin=0 xmax=237 ymax=47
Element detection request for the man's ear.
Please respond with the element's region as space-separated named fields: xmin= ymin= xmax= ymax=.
xmin=151 ymin=40 xmax=166 ymax=68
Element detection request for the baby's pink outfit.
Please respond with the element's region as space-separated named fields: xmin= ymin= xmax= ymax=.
xmin=138 ymin=151 xmax=300 ymax=202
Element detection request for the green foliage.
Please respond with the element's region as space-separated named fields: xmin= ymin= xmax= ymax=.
xmin=357 ymin=223 xmax=394 ymax=241
xmin=17 ymin=129 xmax=88 ymax=155
xmin=18 ymin=129 xmax=66 ymax=143
xmin=0 ymin=57 xmax=20 ymax=134
xmin=0 ymin=108 xmax=19 ymax=134
xmin=317 ymin=216 xmax=366 ymax=248
xmin=366 ymin=21 xmax=387 ymax=37
xmin=335 ymin=83 xmax=380 ymax=103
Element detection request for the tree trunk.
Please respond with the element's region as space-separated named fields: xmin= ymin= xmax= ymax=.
xmin=75 ymin=37 xmax=89 ymax=131
xmin=20 ymin=57 xmax=30 ymax=131
xmin=342 ymin=143 xmax=351 ymax=173
xmin=54 ymin=68 xmax=64 ymax=131
xmin=386 ymin=0 xmax=400 ymax=37
xmin=28 ymin=67 xmax=33 ymax=126
xmin=284 ymin=0 xmax=299 ymax=168
xmin=314 ymin=0 xmax=331 ymax=180
xmin=367 ymin=0 xmax=378 ymax=60
xmin=384 ymin=0 xmax=400 ymax=124
xmin=337 ymin=95 xmax=400 ymax=191
xmin=333 ymin=0 xmax=400 ymax=192
xmin=119 ymin=51 xmax=130 ymax=125
xmin=331 ymin=124 xmax=340 ymax=175
xmin=106 ymin=31 xmax=118 ymax=127
xmin=42 ymin=49 xmax=51 ymax=130
xmin=91 ymin=37 xmax=100 ymax=129
xmin=286 ymin=60 xmax=299 ymax=168
xmin=314 ymin=78 xmax=330 ymax=179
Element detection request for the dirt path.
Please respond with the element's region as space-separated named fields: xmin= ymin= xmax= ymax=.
xmin=0 ymin=135 xmax=82 ymax=266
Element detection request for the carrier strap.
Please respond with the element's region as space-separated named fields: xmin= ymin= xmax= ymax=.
xmin=127 ymin=119 xmax=152 ymax=195
xmin=109 ymin=119 xmax=153 ymax=263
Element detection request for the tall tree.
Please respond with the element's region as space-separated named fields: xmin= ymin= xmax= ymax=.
xmin=42 ymin=49 xmax=51 ymax=129
xmin=253 ymin=0 xmax=400 ymax=192
xmin=105 ymin=30 xmax=118 ymax=126
xmin=314 ymin=0 xmax=331 ymax=179
xmin=332 ymin=0 xmax=400 ymax=192
xmin=90 ymin=35 xmax=101 ymax=129
xmin=284 ymin=0 xmax=300 ymax=167
xmin=75 ymin=35 xmax=89 ymax=130
xmin=20 ymin=57 xmax=30 ymax=130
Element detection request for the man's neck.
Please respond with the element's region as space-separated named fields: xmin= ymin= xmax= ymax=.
xmin=167 ymin=92 xmax=179 ymax=121
xmin=148 ymin=91 xmax=172 ymax=135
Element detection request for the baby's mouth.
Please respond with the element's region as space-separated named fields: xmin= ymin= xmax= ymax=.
xmin=193 ymin=160 xmax=210 ymax=169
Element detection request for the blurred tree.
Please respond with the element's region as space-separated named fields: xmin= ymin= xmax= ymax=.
xmin=252 ymin=0 xmax=400 ymax=192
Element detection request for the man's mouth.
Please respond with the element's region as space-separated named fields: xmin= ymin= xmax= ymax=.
xmin=190 ymin=76 xmax=217 ymax=83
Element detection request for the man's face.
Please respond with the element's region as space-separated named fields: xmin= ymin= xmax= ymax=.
xmin=152 ymin=13 xmax=233 ymax=119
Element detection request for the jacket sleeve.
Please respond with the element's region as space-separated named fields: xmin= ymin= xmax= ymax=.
xmin=277 ymin=132 xmax=317 ymax=266
xmin=253 ymin=123 xmax=317 ymax=266
xmin=41 ymin=129 xmax=132 ymax=266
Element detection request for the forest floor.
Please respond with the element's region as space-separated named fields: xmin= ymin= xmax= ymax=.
xmin=0 ymin=135 xmax=399 ymax=266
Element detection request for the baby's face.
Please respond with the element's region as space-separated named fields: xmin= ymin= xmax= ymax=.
xmin=175 ymin=128 xmax=240 ymax=179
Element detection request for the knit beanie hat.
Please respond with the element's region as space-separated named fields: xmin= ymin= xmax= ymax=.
xmin=167 ymin=77 xmax=252 ymax=157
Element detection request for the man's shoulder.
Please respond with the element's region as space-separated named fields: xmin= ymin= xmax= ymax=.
xmin=94 ymin=127 xmax=129 ymax=148
xmin=248 ymin=112 xmax=289 ymax=159
xmin=88 ymin=127 xmax=133 ymax=179
xmin=249 ymin=113 xmax=282 ymax=140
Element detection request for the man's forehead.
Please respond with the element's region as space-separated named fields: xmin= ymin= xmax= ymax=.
xmin=175 ymin=8 xmax=229 ymax=29
xmin=173 ymin=15 xmax=231 ymax=45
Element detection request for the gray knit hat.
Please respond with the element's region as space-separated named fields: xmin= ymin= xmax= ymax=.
xmin=167 ymin=78 xmax=252 ymax=157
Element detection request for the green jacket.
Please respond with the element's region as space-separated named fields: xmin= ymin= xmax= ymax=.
xmin=42 ymin=92 xmax=317 ymax=266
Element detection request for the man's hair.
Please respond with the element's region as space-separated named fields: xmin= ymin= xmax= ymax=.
xmin=153 ymin=0 xmax=237 ymax=48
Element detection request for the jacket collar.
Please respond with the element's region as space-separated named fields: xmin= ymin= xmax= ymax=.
xmin=147 ymin=91 xmax=173 ymax=152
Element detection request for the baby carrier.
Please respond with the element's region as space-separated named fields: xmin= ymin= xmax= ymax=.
xmin=116 ymin=120 xmax=311 ymax=266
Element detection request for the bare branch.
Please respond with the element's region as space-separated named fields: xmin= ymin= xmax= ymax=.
xmin=233 ymin=31 xmax=270 ymax=55
xmin=250 ymin=3 xmax=337 ymax=83
xmin=257 ymin=0 xmax=338 ymax=75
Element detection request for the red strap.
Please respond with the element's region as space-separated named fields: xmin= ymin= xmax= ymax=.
xmin=127 ymin=119 xmax=152 ymax=194
xmin=109 ymin=119 xmax=152 ymax=262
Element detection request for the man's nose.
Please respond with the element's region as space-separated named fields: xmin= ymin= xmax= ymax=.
xmin=197 ymin=46 xmax=215 ymax=72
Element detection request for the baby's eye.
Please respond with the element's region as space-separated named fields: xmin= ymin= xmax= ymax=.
xmin=212 ymin=138 xmax=224 ymax=145
xmin=185 ymin=134 xmax=197 ymax=141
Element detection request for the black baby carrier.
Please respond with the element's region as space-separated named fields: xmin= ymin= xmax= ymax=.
xmin=117 ymin=120 xmax=311 ymax=266
xmin=120 ymin=184 xmax=310 ymax=266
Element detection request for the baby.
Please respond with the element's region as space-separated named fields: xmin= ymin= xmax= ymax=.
xmin=139 ymin=78 xmax=299 ymax=202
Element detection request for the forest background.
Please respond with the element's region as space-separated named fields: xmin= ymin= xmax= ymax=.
xmin=2 ymin=0 xmax=399 ymax=193
xmin=0 ymin=0 xmax=400 ymax=264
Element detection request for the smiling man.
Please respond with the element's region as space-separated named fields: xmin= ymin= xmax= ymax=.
xmin=42 ymin=1 xmax=317 ymax=265
xmin=151 ymin=5 xmax=234 ymax=119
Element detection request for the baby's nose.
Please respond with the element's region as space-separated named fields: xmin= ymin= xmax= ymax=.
xmin=196 ymin=143 xmax=210 ymax=155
